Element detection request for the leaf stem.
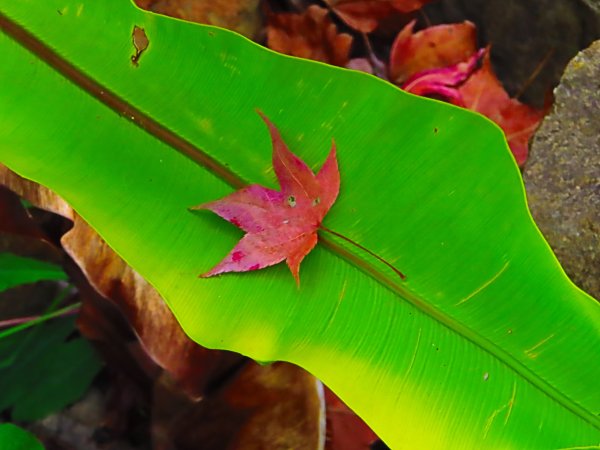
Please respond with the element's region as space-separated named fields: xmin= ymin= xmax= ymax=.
xmin=0 ymin=303 xmax=80 ymax=331
xmin=319 ymin=225 xmax=406 ymax=280
xmin=0 ymin=284 xmax=79 ymax=340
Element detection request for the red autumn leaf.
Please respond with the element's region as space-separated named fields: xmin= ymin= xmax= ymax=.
xmin=266 ymin=5 xmax=353 ymax=67
xmin=389 ymin=20 xmax=477 ymax=84
xmin=401 ymin=48 xmax=484 ymax=106
xmin=458 ymin=50 xmax=548 ymax=166
xmin=325 ymin=0 xmax=437 ymax=33
xmin=194 ymin=112 xmax=340 ymax=285
xmin=401 ymin=48 xmax=546 ymax=165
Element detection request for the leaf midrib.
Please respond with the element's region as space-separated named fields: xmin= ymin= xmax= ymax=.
xmin=1 ymin=10 xmax=598 ymax=430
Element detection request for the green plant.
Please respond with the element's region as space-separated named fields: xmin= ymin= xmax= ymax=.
xmin=1 ymin=1 xmax=599 ymax=447
xmin=0 ymin=423 xmax=44 ymax=450
xmin=0 ymin=253 xmax=67 ymax=292
xmin=0 ymin=254 xmax=102 ymax=421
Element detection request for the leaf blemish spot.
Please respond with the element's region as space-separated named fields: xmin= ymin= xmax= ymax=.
xmin=131 ymin=25 xmax=149 ymax=67
xmin=232 ymin=251 xmax=244 ymax=262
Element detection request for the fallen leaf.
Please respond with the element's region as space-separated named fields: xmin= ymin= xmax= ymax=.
xmin=401 ymin=48 xmax=484 ymax=106
xmin=0 ymin=186 xmax=62 ymax=266
xmin=401 ymin=48 xmax=546 ymax=165
xmin=325 ymin=387 xmax=378 ymax=450
xmin=193 ymin=112 xmax=340 ymax=285
xmin=267 ymin=5 xmax=353 ymax=67
xmin=0 ymin=166 xmax=241 ymax=399
xmin=458 ymin=50 xmax=548 ymax=165
xmin=389 ymin=20 xmax=477 ymax=84
xmin=1 ymin=168 xmax=326 ymax=448
xmin=325 ymin=0 xmax=437 ymax=33
xmin=152 ymin=362 xmax=324 ymax=450
xmin=135 ymin=0 xmax=262 ymax=39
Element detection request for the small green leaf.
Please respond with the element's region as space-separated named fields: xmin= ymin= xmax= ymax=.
xmin=0 ymin=423 xmax=44 ymax=450
xmin=0 ymin=253 xmax=67 ymax=293
xmin=0 ymin=316 xmax=103 ymax=421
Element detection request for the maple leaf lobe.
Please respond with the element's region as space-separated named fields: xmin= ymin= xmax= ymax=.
xmin=194 ymin=112 xmax=340 ymax=285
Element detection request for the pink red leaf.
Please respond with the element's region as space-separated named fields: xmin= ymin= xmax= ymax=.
xmin=458 ymin=50 xmax=548 ymax=165
xmin=401 ymin=48 xmax=546 ymax=165
xmin=401 ymin=48 xmax=484 ymax=106
xmin=390 ymin=20 xmax=477 ymax=84
xmin=194 ymin=112 xmax=340 ymax=285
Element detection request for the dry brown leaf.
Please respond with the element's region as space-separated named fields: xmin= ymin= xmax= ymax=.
xmin=135 ymin=0 xmax=262 ymax=39
xmin=267 ymin=5 xmax=353 ymax=67
xmin=1 ymin=166 xmax=325 ymax=449
xmin=325 ymin=387 xmax=378 ymax=450
xmin=325 ymin=0 xmax=437 ymax=33
xmin=152 ymin=362 xmax=324 ymax=450
xmin=0 ymin=165 xmax=237 ymax=399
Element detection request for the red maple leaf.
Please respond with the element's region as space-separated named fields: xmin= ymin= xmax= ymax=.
xmin=193 ymin=112 xmax=339 ymax=285
xmin=389 ymin=20 xmax=477 ymax=84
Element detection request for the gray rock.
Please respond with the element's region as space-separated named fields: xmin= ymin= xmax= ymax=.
xmin=523 ymin=40 xmax=600 ymax=300
xmin=582 ymin=0 xmax=600 ymax=14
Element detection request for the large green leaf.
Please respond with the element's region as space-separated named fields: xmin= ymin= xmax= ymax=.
xmin=1 ymin=1 xmax=598 ymax=448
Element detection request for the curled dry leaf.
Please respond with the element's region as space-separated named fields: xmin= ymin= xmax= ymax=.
xmin=325 ymin=387 xmax=378 ymax=450
xmin=153 ymin=362 xmax=324 ymax=450
xmin=0 ymin=165 xmax=240 ymax=399
xmin=267 ymin=5 xmax=353 ymax=67
xmin=401 ymin=49 xmax=546 ymax=166
xmin=1 ymin=166 xmax=326 ymax=448
xmin=401 ymin=48 xmax=483 ymax=106
xmin=134 ymin=0 xmax=262 ymax=39
xmin=0 ymin=186 xmax=62 ymax=264
xmin=458 ymin=50 xmax=548 ymax=166
xmin=389 ymin=20 xmax=477 ymax=84
xmin=325 ymin=0 xmax=437 ymax=33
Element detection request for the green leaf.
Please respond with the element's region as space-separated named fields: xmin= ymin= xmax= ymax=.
xmin=1 ymin=1 xmax=599 ymax=448
xmin=0 ymin=253 xmax=67 ymax=293
xmin=0 ymin=423 xmax=44 ymax=450
xmin=0 ymin=316 xmax=103 ymax=421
